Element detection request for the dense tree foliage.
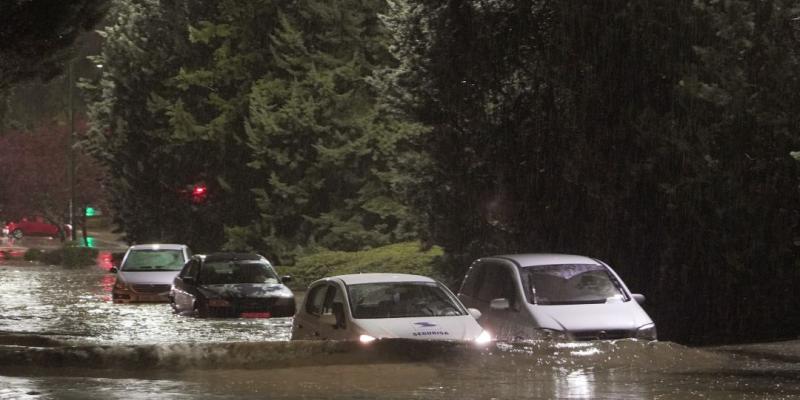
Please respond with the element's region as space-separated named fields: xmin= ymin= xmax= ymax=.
xmin=85 ymin=0 xmax=200 ymax=246
xmin=86 ymin=0 xmax=420 ymax=259
xmin=234 ymin=1 xmax=422 ymax=260
xmin=86 ymin=0 xmax=800 ymax=343
xmin=388 ymin=0 xmax=800 ymax=344
xmin=0 ymin=0 xmax=108 ymax=90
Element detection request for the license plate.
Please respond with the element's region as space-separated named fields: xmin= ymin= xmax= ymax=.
xmin=241 ymin=312 xmax=271 ymax=318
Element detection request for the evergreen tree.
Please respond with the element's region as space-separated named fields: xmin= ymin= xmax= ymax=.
xmin=87 ymin=0 xmax=421 ymax=259
xmin=84 ymin=0 xmax=213 ymax=247
xmin=240 ymin=1 xmax=422 ymax=261
xmin=389 ymin=0 xmax=800 ymax=343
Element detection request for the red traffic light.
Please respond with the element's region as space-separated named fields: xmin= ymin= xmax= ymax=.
xmin=191 ymin=183 xmax=208 ymax=203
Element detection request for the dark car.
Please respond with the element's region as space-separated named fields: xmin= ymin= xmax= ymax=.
xmin=170 ymin=253 xmax=295 ymax=318
xmin=4 ymin=216 xmax=71 ymax=239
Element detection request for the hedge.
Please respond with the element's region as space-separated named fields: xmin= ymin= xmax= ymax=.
xmin=280 ymin=242 xmax=443 ymax=289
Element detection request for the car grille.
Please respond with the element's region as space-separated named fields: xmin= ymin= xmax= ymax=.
xmin=238 ymin=298 xmax=277 ymax=311
xmin=572 ymin=330 xmax=631 ymax=341
xmin=131 ymin=284 xmax=171 ymax=293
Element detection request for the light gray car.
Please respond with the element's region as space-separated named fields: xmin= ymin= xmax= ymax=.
xmin=458 ymin=254 xmax=656 ymax=341
xmin=112 ymin=244 xmax=191 ymax=303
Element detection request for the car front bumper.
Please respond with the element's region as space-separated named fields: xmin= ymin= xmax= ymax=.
xmin=203 ymin=298 xmax=296 ymax=318
xmin=112 ymin=288 xmax=171 ymax=303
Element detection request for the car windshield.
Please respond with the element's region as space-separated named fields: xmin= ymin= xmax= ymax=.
xmin=524 ymin=264 xmax=627 ymax=305
xmin=347 ymin=282 xmax=466 ymax=319
xmin=121 ymin=249 xmax=184 ymax=271
xmin=198 ymin=261 xmax=279 ymax=285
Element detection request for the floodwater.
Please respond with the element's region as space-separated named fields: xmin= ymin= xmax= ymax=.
xmin=1 ymin=258 xmax=799 ymax=399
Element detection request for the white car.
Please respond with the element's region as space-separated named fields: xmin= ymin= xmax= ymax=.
xmin=292 ymin=273 xmax=491 ymax=344
xmin=458 ymin=254 xmax=656 ymax=341
xmin=112 ymin=244 xmax=191 ymax=303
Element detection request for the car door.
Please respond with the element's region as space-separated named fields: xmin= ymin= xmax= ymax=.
xmin=172 ymin=259 xmax=200 ymax=313
xmin=463 ymin=260 xmax=529 ymax=340
xmin=295 ymin=282 xmax=350 ymax=340
xmin=294 ymin=283 xmax=329 ymax=339
xmin=319 ymin=282 xmax=350 ymax=340
xmin=32 ymin=216 xmax=55 ymax=236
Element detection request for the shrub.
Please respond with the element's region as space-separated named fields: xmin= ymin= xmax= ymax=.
xmin=23 ymin=248 xmax=46 ymax=262
xmin=60 ymin=242 xmax=98 ymax=268
xmin=23 ymin=243 xmax=98 ymax=267
xmin=283 ymin=242 xmax=444 ymax=289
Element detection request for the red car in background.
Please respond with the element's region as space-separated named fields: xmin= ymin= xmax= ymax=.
xmin=4 ymin=216 xmax=71 ymax=239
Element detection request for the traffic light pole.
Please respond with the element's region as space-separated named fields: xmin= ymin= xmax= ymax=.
xmin=67 ymin=59 xmax=77 ymax=241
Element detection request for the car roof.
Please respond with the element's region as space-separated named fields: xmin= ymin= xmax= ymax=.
xmin=328 ymin=273 xmax=437 ymax=285
xmin=485 ymin=253 xmax=602 ymax=267
xmin=201 ymin=252 xmax=266 ymax=263
xmin=127 ymin=243 xmax=187 ymax=251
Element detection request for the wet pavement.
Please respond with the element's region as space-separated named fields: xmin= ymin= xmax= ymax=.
xmin=0 ymin=261 xmax=291 ymax=345
xmin=1 ymin=259 xmax=799 ymax=399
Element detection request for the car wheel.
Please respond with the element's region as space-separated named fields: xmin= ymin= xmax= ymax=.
xmin=193 ymin=301 xmax=209 ymax=318
xmin=11 ymin=229 xmax=23 ymax=239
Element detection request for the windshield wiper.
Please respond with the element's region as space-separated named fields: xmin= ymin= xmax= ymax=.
xmin=540 ymin=299 xmax=607 ymax=305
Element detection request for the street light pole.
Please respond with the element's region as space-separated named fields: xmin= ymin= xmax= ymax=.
xmin=67 ymin=59 xmax=76 ymax=241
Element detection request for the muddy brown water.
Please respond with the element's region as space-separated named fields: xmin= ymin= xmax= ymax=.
xmin=1 ymin=261 xmax=799 ymax=399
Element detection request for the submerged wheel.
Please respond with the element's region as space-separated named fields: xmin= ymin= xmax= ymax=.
xmin=193 ymin=302 xmax=209 ymax=318
xmin=168 ymin=296 xmax=179 ymax=314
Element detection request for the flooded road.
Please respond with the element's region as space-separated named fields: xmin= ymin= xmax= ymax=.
xmin=1 ymin=259 xmax=799 ymax=399
xmin=0 ymin=261 xmax=291 ymax=345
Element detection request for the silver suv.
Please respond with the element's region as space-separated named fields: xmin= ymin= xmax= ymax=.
xmin=458 ymin=253 xmax=656 ymax=341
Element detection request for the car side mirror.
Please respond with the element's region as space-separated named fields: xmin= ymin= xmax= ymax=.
xmin=468 ymin=308 xmax=482 ymax=320
xmin=490 ymin=298 xmax=510 ymax=310
xmin=109 ymin=267 xmax=118 ymax=273
xmin=319 ymin=313 xmax=338 ymax=327
xmin=281 ymin=275 xmax=292 ymax=283
xmin=632 ymin=293 xmax=646 ymax=305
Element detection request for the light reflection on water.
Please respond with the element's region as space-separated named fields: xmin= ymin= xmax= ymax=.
xmin=1 ymin=261 xmax=800 ymax=399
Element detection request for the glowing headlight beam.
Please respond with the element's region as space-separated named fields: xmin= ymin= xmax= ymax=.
xmin=359 ymin=334 xmax=376 ymax=343
xmin=475 ymin=330 xmax=492 ymax=344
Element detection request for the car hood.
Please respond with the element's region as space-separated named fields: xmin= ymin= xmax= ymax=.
xmin=530 ymin=301 xmax=653 ymax=332
xmin=353 ymin=315 xmax=483 ymax=341
xmin=198 ymin=283 xmax=293 ymax=299
xmin=118 ymin=270 xmax=180 ymax=285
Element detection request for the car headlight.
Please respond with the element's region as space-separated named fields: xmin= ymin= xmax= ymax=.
xmin=359 ymin=334 xmax=377 ymax=343
xmin=207 ymin=298 xmax=231 ymax=307
xmin=635 ymin=323 xmax=657 ymax=341
xmin=474 ymin=330 xmax=492 ymax=344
